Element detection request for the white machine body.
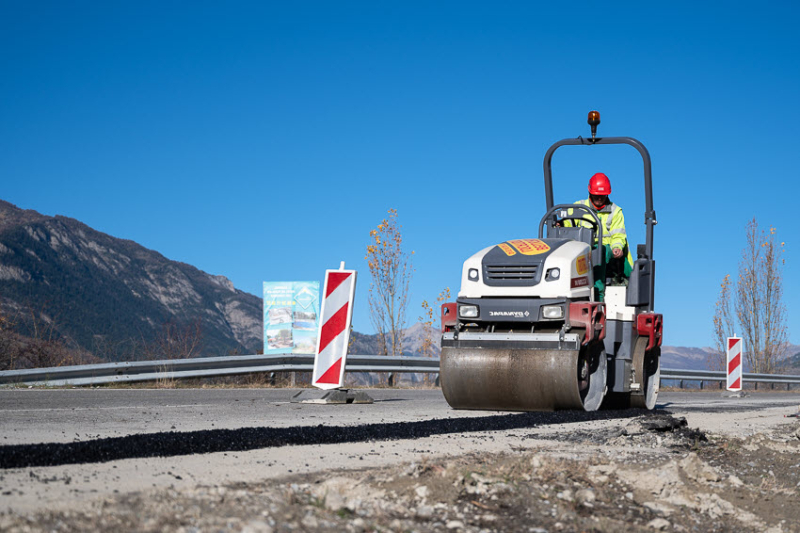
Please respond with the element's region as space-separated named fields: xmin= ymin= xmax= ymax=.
xmin=457 ymin=240 xmax=594 ymax=301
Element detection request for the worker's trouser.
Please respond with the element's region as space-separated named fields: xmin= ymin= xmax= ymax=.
xmin=594 ymin=245 xmax=633 ymax=301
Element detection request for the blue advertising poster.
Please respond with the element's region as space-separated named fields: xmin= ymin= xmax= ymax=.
xmin=263 ymin=281 xmax=320 ymax=354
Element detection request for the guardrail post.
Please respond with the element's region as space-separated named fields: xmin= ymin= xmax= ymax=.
xmin=269 ymin=372 xmax=276 ymax=386
xmin=435 ymin=374 xmax=440 ymax=387
xmin=388 ymin=373 xmax=395 ymax=387
xmin=679 ymin=380 xmax=683 ymax=389
xmin=699 ymin=381 xmax=704 ymax=390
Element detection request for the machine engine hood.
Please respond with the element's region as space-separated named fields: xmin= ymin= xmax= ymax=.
xmin=481 ymin=238 xmax=567 ymax=287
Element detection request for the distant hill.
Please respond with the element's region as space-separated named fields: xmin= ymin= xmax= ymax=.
xmin=0 ymin=200 xmax=261 ymax=360
xmin=660 ymin=345 xmax=716 ymax=370
xmin=660 ymin=343 xmax=800 ymax=372
xmin=0 ymin=199 xmax=441 ymax=365
xmin=349 ymin=322 xmax=440 ymax=357
xmin=784 ymin=350 xmax=800 ymax=373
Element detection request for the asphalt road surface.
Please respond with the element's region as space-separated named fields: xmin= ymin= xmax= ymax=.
xmin=1 ymin=387 xmax=798 ymax=517
xmin=1 ymin=388 xmax=799 ymax=446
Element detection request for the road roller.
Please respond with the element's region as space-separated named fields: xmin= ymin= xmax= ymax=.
xmin=440 ymin=112 xmax=663 ymax=411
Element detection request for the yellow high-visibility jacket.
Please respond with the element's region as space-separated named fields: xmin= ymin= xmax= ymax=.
xmin=567 ymin=198 xmax=634 ymax=266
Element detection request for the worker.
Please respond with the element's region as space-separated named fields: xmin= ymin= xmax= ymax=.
xmin=567 ymin=172 xmax=634 ymax=301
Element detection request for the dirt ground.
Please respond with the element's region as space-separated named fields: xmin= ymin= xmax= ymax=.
xmin=2 ymin=414 xmax=799 ymax=533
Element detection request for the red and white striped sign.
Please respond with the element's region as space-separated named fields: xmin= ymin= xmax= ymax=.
xmin=727 ymin=337 xmax=742 ymax=391
xmin=312 ymin=266 xmax=356 ymax=390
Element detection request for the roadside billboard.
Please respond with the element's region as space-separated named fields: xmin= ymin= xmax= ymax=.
xmin=263 ymin=281 xmax=320 ymax=354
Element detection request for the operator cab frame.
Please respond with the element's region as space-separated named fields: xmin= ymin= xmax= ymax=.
xmin=541 ymin=111 xmax=657 ymax=311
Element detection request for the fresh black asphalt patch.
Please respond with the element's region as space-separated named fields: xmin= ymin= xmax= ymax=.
xmin=0 ymin=409 xmax=650 ymax=469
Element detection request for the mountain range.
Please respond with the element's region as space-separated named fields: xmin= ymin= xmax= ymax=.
xmin=1 ymin=199 xmax=796 ymax=372
xmin=0 ymin=200 xmax=261 ymax=361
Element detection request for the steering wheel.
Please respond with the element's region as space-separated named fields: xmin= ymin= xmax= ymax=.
xmin=538 ymin=203 xmax=604 ymax=244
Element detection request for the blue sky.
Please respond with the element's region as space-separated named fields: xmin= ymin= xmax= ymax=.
xmin=2 ymin=1 xmax=798 ymax=348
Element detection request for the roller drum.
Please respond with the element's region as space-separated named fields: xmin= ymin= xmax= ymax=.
xmin=440 ymin=340 xmax=606 ymax=412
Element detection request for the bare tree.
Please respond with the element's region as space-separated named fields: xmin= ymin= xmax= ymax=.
xmin=365 ymin=209 xmax=413 ymax=356
xmin=710 ymin=275 xmax=735 ymax=371
xmin=711 ymin=219 xmax=788 ymax=374
xmin=418 ymin=287 xmax=451 ymax=386
xmin=0 ymin=302 xmax=93 ymax=370
xmin=91 ymin=335 xmax=139 ymax=363
xmin=142 ymin=319 xmax=204 ymax=360
xmin=419 ymin=287 xmax=451 ymax=358
xmin=0 ymin=308 xmax=18 ymax=371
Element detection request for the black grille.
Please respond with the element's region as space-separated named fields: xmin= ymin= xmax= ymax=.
xmin=483 ymin=264 xmax=539 ymax=286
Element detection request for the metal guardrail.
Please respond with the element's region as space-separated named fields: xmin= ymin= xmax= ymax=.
xmin=1 ymin=354 xmax=798 ymax=388
xmin=0 ymin=354 xmax=440 ymax=387
xmin=661 ymin=368 xmax=800 ymax=387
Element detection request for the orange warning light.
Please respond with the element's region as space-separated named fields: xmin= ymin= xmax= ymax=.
xmin=588 ymin=110 xmax=600 ymax=140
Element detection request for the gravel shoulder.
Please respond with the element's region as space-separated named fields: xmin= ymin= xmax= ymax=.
xmin=2 ymin=399 xmax=800 ymax=532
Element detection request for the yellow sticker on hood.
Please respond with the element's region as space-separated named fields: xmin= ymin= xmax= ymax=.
xmin=497 ymin=243 xmax=517 ymax=256
xmin=507 ymin=239 xmax=550 ymax=255
xmin=576 ymin=255 xmax=589 ymax=275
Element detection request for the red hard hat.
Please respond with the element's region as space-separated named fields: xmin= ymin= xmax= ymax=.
xmin=588 ymin=173 xmax=611 ymax=195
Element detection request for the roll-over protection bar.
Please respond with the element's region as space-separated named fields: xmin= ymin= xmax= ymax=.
xmin=542 ymin=135 xmax=656 ymax=312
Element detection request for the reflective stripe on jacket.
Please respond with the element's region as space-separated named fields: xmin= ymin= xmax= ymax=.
xmin=566 ymin=198 xmax=634 ymax=268
xmin=571 ymin=198 xmax=627 ymax=251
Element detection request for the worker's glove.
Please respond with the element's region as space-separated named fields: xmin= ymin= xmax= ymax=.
xmin=612 ymin=247 xmax=623 ymax=259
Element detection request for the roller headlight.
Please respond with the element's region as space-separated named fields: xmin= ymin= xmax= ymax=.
xmin=468 ymin=268 xmax=479 ymax=281
xmin=542 ymin=305 xmax=564 ymax=319
xmin=459 ymin=305 xmax=479 ymax=318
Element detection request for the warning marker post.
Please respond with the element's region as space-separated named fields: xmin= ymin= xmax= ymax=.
xmin=313 ymin=262 xmax=356 ymax=389
xmin=292 ymin=262 xmax=373 ymax=404
xmin=727 ymin=337 xmax=743 ymax=392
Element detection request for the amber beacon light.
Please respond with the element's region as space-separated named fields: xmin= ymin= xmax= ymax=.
xmin=587 ymin=110 xmax=600 ymax=140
